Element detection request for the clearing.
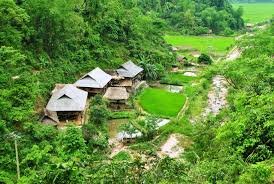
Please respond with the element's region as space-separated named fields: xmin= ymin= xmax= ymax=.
xmin=164 ymin=35 xmax=235 ymax=54
xmin=233 ymin=3 xmax=274 ymax=24
xmin=139 ymin=88 xmax=186 ymax=117
xmin=160 ymin=72 xmax=196 ymax=86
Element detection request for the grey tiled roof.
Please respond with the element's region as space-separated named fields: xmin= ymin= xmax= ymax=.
xmin=116 ymin=61 xmax=143 ymax=78
xmin=75 ymin=67 xmax=112 ymax=88
xmin=46 ymin=84 xmax=88 ymax=112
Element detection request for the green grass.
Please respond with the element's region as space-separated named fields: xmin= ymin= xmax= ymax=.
xmin=112 ymin=151 xmax=132 ymax=161
xmin=160 ymin=117 xmax=194 ymax=136
xmin=233 ymin=3 xmax=274 ymax=24
xmin=164 ymin=35 xmax=235 ymax=54
xmin=109 ymin=111 xmax=136 ymax=119
xmin=160 ymin=73 xmax=196 ymax=85
xmin=139 ymin=88 xmax=186 ymax=117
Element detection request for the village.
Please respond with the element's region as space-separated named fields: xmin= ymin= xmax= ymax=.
xmin=38 ymin=47 xmax=216 ymax=159
xmin=41 ymin=61 xmax=145 ymax=126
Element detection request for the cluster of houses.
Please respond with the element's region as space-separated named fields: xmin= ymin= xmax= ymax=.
xmin=41 ymin=61 xmax=143 ymax=126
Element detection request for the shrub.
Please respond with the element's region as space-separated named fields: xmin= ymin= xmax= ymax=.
xmin=139 ymin=61 xmax=166 ymax=80
xmin=198 ymin=53 xmax=212 ymax=65
xmin=112 ymin=151 xmax=131 ymax=161
xmin=90 ymin=95 xmax=109 ymax=124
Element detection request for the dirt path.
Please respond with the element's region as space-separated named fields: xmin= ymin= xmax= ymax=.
xmin=203 ymin=75 xmax=228 ymax=116
xmin=203 ymin=44 xmax=242 ymax=117
xmin=158 ymin=134 xmax=184 ymax=158
xmin=226 ymin=47 xmax=241 ymax=61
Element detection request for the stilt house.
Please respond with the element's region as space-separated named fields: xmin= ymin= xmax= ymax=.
xmin=75 ymin=67 xmax=112 ymax=95
xmin=114 ymin=61 xmax=143 ymax=92
xmin=103 ymin=87 xmax=129 ymax=109
xmin=46 ymin=84 xmax=88 ymax=124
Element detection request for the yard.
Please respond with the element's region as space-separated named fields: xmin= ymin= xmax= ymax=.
xmin=139 ymin=88 xmax=186 ymax=117
xmin=233 ymin=3 xmax=274 ymax=24
xmin=164 ymin=35 xmax=235 ymax=54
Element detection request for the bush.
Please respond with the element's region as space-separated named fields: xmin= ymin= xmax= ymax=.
xmin=90 ymin=95 xmax=109 ymax=124
xmin=198 ymin=53 xmax=212 ymax=65
xmin=139 ymin=61 xmax=166 ymax=80
xmin=112 ymin=151 xmax=131 ymax=161
xmin=109 ymin=111 xmax=136 ymax=119
xmin=82 ymin=123 xmax=109 ymax=150
xmin=237 ymin=162 xmax=272 ymax=184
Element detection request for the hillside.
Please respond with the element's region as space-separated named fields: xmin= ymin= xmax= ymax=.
xmin=0 ymin=0 xmax=273 ymax=183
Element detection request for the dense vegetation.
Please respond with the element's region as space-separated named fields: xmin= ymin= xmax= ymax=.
xmin=1 ymin=0 xmax=273 ymax=183
xmin=134 ymin=0 xmax=245 ymax=35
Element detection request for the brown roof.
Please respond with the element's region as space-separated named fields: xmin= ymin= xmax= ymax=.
xmin=41 ymin=109 xmax=59 ymax=125
xmin=113 ymin=79 xmax=133 ymax=87
xmin=103 ymin=87 xmax=129 ymax=100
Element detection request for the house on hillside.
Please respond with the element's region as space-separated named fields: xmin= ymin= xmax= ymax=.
xmin=113 ymin=61 xmax=143 ymax=92
xmin=75 ymin=67 xmax=112 ymax=95
xmin=103 ymin=87 xmax=129 ymax=109
xmin=45 ymin=84 xmax=88 ymax=125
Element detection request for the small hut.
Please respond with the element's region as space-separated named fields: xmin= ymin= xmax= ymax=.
xmin=75 ymin=67 xmax=112 ymax=95
xmin=115 ymin=61 xmax=143 ymax=92
xmin=46 ymin=84 xmax=88 ymax=124
xmin=40 ymin=109 xmax=59 ymax=126
xmin=103 ymin=87 xmax=129 ymax=109
xmin=177 ymin=55 xmax=188 ymax=64
xmin=191 ymin=51 xmax=201 ymax=58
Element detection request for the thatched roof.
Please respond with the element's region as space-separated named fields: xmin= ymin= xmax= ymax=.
xmin=116 ymin=61 xmax=143 ymax=78
xmin=46 ymin=84 xmax=88 ymax=112
xmin=103 ymin=87 xmax=129 ymax=100
xmin=75 ymin=67 xmax=112 ymax=88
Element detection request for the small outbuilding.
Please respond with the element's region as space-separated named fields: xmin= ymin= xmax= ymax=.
xmin=103 ymin=87 xmax=129 ymax=109
xmin=177 ymin=55 xmax=188 ymax=64
xmin=75 ymin=67 xmax=112 ymax=95
xmin=46 ymin=84 xmax=88 ymax=124
xmin=40 ymin=109 xmax=59 ymax=126
xmin=115 ymin=61 xmax=143 ymax=92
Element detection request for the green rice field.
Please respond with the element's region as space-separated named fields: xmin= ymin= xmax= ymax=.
xmin=139 ymin=88 xmax=186 ymax=117
xmin=233 ymin=3 xmax=274 ymax=24
xmin=164 ymin=35 xmax=235 ymax=54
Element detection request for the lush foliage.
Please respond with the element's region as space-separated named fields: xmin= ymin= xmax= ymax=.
xmin=1 ymin=0 xmax=273 ymax=183
xmin=188 ymin=25 xmax=274 ymax=183
xmin=135 ymin=0 xmax=244 ymax=34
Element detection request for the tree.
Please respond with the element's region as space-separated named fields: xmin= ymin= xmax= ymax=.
xmin=198 ymin=53 xmax=213 ymax=64
xmin=89 ymin=95 xmax=109 ymax=124
xmin=0 ymin=0 xmax=29 ymax=47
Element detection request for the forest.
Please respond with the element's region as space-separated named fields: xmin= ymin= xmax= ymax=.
xmin=0 ymin=0 xmax=273 ymax=183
